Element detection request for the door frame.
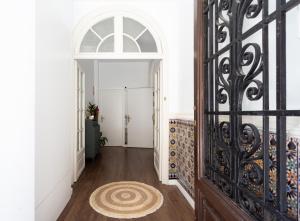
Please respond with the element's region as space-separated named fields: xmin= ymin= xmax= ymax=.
xmin=194 ymin=0 xmax=253 ymax=220
xmin=73 ymin=58 xmax=168 ymax=183
xmin=74 ymin=62 xmax=86 ymax=181
xmin=72 ymin=8 xmax=170 ymax=184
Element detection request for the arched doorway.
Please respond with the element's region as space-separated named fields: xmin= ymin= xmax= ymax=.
xmin=72 ymin=11 xmax=169 ymax=184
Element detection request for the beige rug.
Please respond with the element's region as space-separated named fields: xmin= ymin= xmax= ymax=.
xmin=89 ymin=181 xmax=164 ymax=219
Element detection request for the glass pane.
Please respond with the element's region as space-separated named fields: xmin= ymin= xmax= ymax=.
xmin=80 ymin=30 xmax=101 ymax=52
xmin=123 ymin=17 xmax=146 ymax=39
xmin=286 ymin=6 xmax=300 ymax=110
xmin=92 ymin=17 xmax=114 ymax=39
xmin=269 ymin=21 xmax=277 ymax=110
xmin=98 ymin=35 xmax=114 ymax=52
xmin=136 ymin=30 xmax=157 ymax=52
xmin=123 ymin=35 xmax=139 ymax=52
xmin=269 ymin=1 xmax=276 ymax=14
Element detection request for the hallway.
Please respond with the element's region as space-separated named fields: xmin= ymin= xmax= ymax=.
xmin=58 ymin=147 xmax=194 ymax=221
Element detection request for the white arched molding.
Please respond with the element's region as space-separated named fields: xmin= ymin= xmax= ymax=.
xmin=74 ymin=11 xmax=164 ymax=59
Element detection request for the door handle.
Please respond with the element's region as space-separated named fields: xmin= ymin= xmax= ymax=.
xmin=127 ymin=115 xmax=131 ymax=123
xmin=125 ymin=115 xmax=131 ymax=123
xmin=100 ymin=116 xmax=104 ymax=122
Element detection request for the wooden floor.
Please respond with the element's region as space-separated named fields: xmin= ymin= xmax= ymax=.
xmin=58 ymin=147 xmax=194 ymax=221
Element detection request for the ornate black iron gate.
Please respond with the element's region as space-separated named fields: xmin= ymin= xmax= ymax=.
xmin=203 ymin=0 xmax=300 ymax=220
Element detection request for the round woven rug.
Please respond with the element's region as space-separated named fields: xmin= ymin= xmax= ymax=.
xmin=89 ymin=181 xmax=164 ymax=219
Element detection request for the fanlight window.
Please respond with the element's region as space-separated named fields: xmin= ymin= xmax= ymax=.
xmin=80 ymin=16 xmax=158 ymax=53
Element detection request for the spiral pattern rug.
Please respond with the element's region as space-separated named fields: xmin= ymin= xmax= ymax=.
xmin=89 ymin=181 xmax=164 ymax=219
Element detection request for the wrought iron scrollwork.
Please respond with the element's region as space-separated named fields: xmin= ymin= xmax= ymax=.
xmin=238 ymin=123 xmax=264 ymax=206
xmin=239 ymin=161 xmax=263 ymax=186
xmin=204 ymin=0 xmax=300 ymax=220
xmin=217 ymin=0 xmax=232 ymax=45
xmin=238 ymin=43 xmax=263 ymax=101
xmin=236 ymin=0 xmax=263 ymax=31
xmin=244 ymin=0 xmax=263 ymax=19
xmin=216 ymin=57 xmax=231 ymax=104
xmin=239 ymin=123 xmax=261 ymax=159
xmin=239 ymin=191 xmax=264 ymax=220
xmin=217 ymin=177 xmax=233 ymax=197
xmin=214 ymin=121 xmax=231 ymax=177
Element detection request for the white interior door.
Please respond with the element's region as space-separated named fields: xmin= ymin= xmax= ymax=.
xmin=127 ymin=88 xmax=154 ymax=148
xmin=75 ymin=65 xmax=85 ymax=181
xmin=99 ymin=89 xmax=124 ymax=146
xmin=153 ymin=67 xmax=160 ymax=176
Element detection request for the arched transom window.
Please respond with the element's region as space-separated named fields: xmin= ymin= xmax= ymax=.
xmin=80 ymin=16 xmax=158 ymax=53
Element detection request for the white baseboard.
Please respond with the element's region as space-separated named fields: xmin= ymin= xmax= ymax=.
xmin=35 ymin=170 xmax=72 ymax=221
xmin=168 ymin=180 xmax=195 ymax=209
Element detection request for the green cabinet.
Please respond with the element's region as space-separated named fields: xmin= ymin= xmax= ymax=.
xmin=85 ymin=119 xmax=100 ymax=159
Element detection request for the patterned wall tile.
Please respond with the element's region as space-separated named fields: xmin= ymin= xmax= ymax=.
xmin=169 ymin=119 xmax=195 ymax=199
xmin=169 ymin=118 xmax=300 ymax=215
xmin=169 ymin=120 xmax=177 ymax=179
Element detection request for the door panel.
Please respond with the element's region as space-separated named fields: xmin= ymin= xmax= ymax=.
xmin=127 ymin=88 xmax=153 ymax=148
xmin=99 ymin=89 xmax=124 ymax=146
xmin=75 ymin=65 xmax=85 ymax=181
xmin=197 ymin=179 xmax=252 ymax=221
xmin=153 ymin=68 xmax=160 ymax=176
xmin=195 ymin=0 xmax=300 ymax=221
xmin=201 ymin=198 xmax=221 ymax=221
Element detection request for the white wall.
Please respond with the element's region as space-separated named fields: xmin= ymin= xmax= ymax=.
xmin=73 ymin=0 xmax=195 ymax=118
xmin=35 ymin=0 xmax=73 ymax=220
xmin=0 ymin=1 xmax=35 ymax=220
xmin=98 ymin=61 xmax=152 ymax=89
xmin=177 ymin=0 xmax=194 ymax=117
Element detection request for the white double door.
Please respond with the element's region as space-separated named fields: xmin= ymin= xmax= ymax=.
xmin=99 ymin=88 xmax=154 ymax=148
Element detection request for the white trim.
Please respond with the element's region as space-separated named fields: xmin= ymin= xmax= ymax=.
xmin=72 ymin=62 xmax=78 ymax=183
xmin=73 ymin=9 xmax=164 ymax=55
xmin=169 ymin=113 xmax=194 ymax=121
xmin=115 ymin=15 xmax=123 ymax=53
xmin=168 ymin=180 xmax=195 ymax=209
xmin=160 ymin=60 xmax=169 ymax=184
xmin=74 ymin=53 xmax=163 ymax=60
xmin=297 ymin=5 xmax=300 ymax=38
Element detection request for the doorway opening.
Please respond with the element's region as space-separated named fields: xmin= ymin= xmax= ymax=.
xmin=73 ymin=11 xmax=169 ymax=184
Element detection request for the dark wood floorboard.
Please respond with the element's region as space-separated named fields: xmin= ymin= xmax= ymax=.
xmin=58 ymin=147 xmax=194 ymax=221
